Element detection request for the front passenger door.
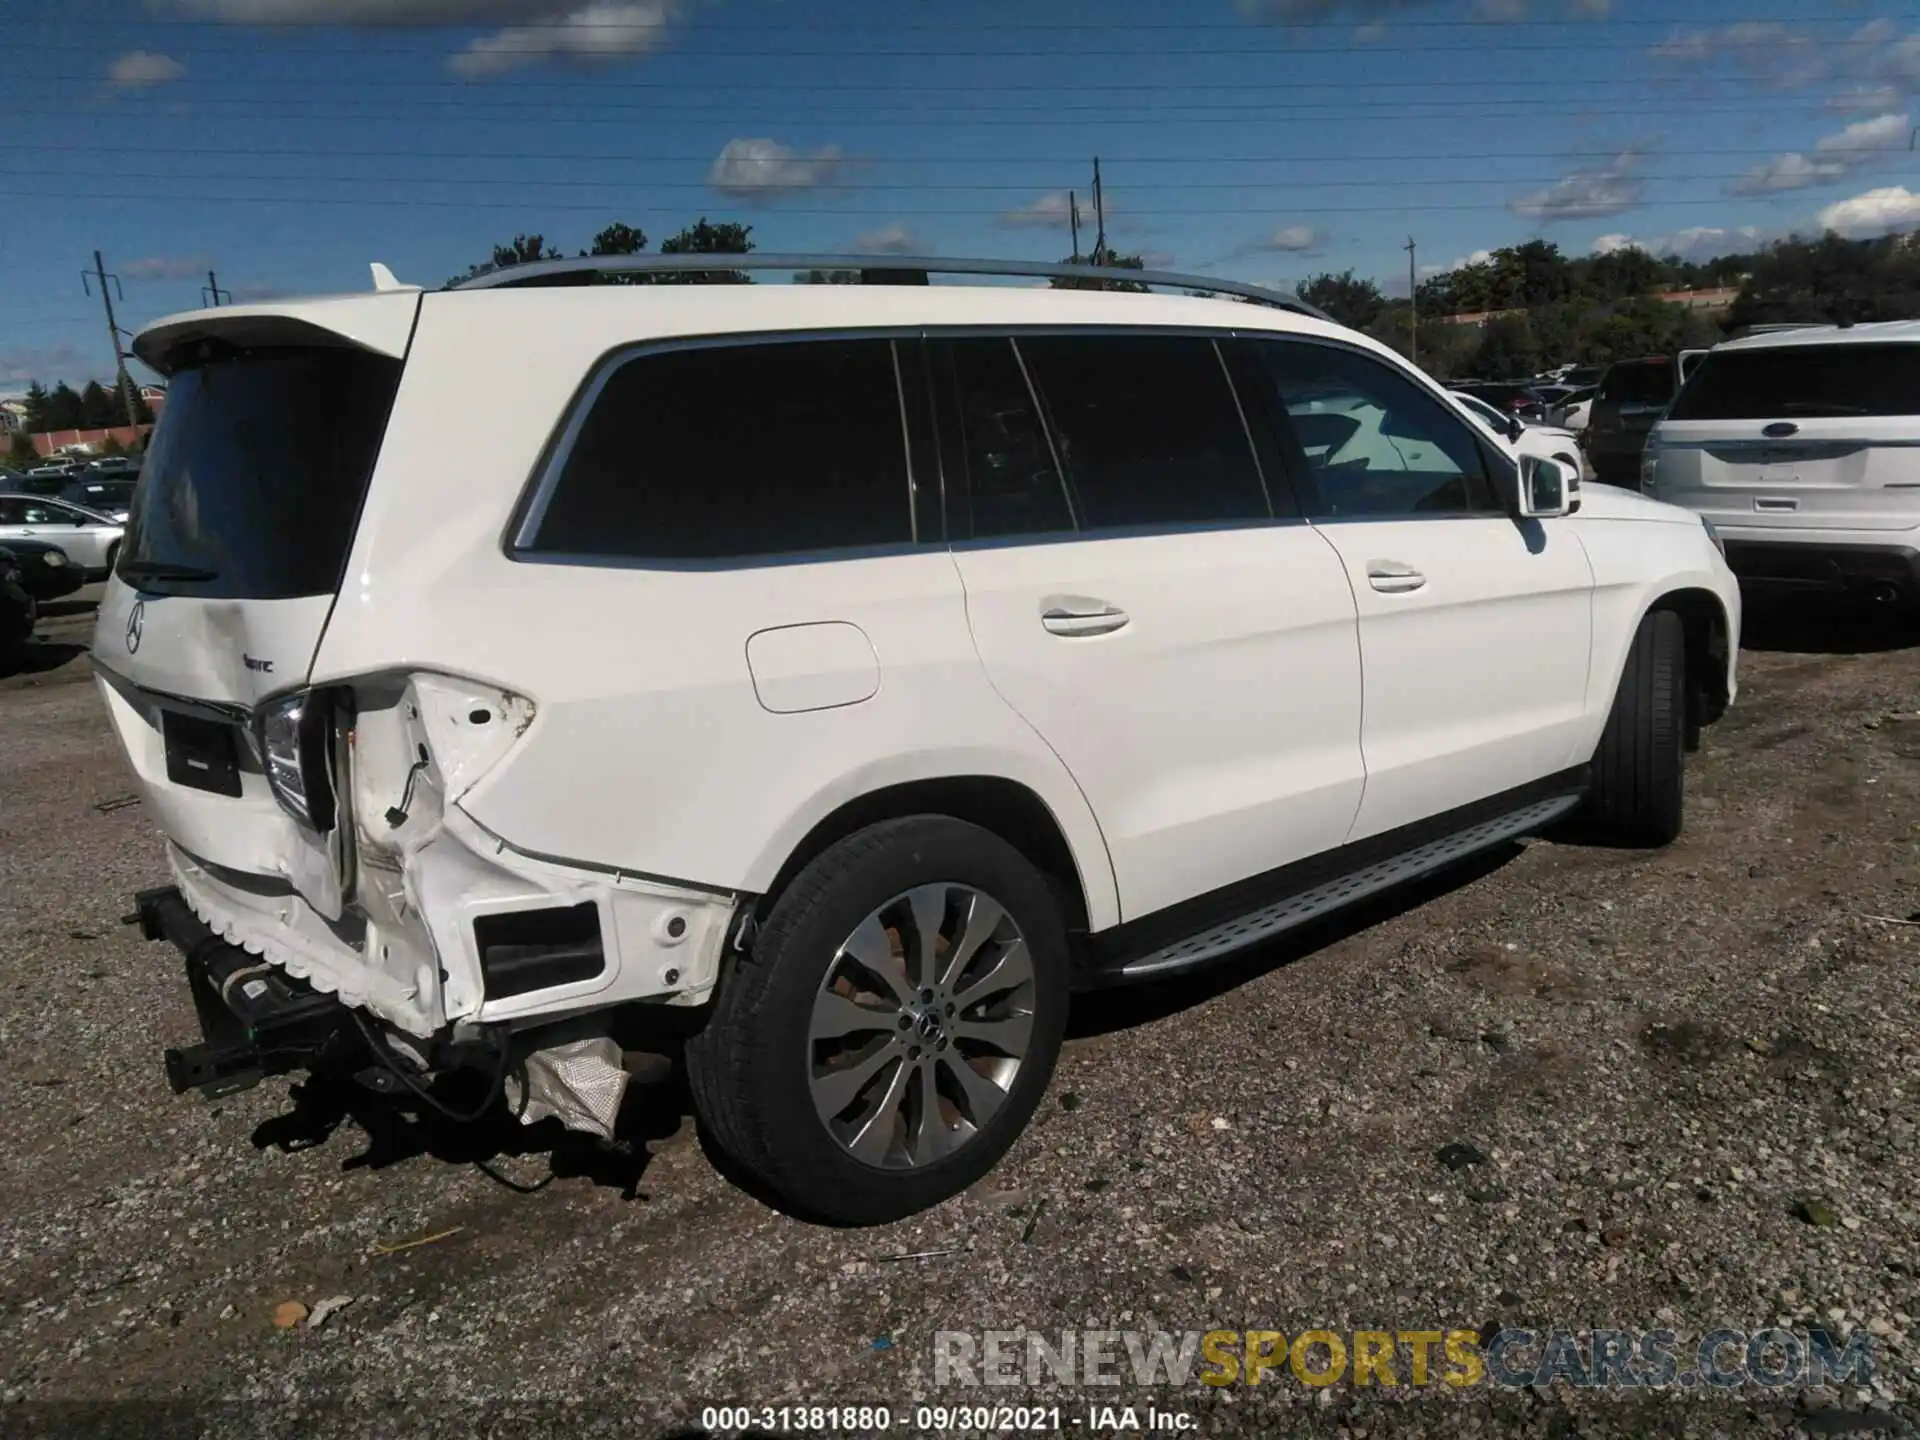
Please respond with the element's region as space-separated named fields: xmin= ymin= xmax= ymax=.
xmin=1246 ymin=337 xmax=1594 ymax=845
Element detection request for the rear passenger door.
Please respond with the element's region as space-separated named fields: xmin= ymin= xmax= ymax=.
xmin=1242 ymin=336 xmax=1593 ymax=844
xmin=935 ymin=331 xmax=1364 ymax=923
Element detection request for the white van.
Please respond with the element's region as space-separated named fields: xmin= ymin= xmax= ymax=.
xmin=101 ymin=254 xmax=1739 ymax=1223
xmin=1645 ymin=322 xmax=1920 ymax=603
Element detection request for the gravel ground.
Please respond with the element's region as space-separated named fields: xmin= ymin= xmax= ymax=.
xmin=2 ymin=590 xmax=1919 ymax=1439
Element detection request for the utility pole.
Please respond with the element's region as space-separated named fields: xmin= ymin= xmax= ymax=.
xmin=202 ymin=269 xmax=231 ymax=307
xmin=1404 ymin=236 xmax=1419 ymax=367
xmin=82 ymin=250 xmax=139 ymax=429
xmin=1091 ymin=157 xmax=1107 ymax=264
xmin=1069 ymin=191 xmax=1081 ymax=263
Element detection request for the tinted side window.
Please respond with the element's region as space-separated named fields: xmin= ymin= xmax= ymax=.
xmin=1255 ymin=340 xmax=1500 ymax=518
xmin=530 ymin=339 xmax=916 ymax=561
xmin=945 ymin=337 xmax=1075 ymax=540
xmin=1015 ymin=335 xmax=1270 ymax=531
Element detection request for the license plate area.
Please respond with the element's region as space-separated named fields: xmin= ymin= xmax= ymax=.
xmin=163 ymin=711 xmax=244 ymax=797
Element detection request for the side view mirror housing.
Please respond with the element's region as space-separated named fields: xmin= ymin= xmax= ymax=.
xmin=1516 ymin=454 xmax=1574 ymax=519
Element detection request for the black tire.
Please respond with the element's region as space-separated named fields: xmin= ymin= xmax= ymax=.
xmin=685 ymin=816 xmax=1069 ymax=1225
xmin=1587 ymin=608 xmax=1686 ymax=845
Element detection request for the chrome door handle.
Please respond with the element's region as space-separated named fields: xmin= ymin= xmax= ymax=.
xmin=1040 ymin=597 xmax=1130 ymax=637
xmin=1366 ymin=562 xmax=1427 ymax=594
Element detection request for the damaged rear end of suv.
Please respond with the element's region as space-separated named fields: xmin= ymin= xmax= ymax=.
xmin=98 ymin=284 xmax=740 ymax=1144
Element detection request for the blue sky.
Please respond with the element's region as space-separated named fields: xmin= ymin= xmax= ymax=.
xmin=4 ymin=0 xmax=1919 ymax=387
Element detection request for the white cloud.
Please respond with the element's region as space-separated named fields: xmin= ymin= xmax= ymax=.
xmin=1256 ymin=225 xmax=1324 ymax=253
xmin=1729 ymin=112 xmax=1908 ymax=196
xmin=707 ymin=137 xmax=849 ymax=201
xmin=852 ymin=224 xmax=922 ymax=256
xmin=108 ymin=51 xmax=185 ymax=88
xmin=448 ymin=0 xmax=674 ymax=77
xmin=1819 ymin=185 xmax=1920 ymax=237
xmin=1590 ymin=226 xmax=1763 ymax=261
xmin=166 ymin=1 xmax=680 ymax=77
xmin=0 ymin=343 xmax=84 ymax=387
xmin=121 ymin=255 xmax=213 ymax=280
xmin=1655 ymin=19 xmax=1919 ymax=107
xmin=997 ymin=191 xmax=1083 ymax=230
xmin=1509 ymin=151 xmax=1644 ymax=222
xmin=1451 ymin=248 xmax=1496 ymax=268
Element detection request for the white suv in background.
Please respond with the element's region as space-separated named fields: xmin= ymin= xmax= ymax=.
xmin=1645 ymin=322 xmax=1920 ymax=605
xmin=100 ymin=255 xmax=1739 ymax=1224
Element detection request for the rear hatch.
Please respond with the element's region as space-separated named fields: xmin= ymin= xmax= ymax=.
xmin=1587 ymin=358 xmax=1676 ymax=462
xmin=92 ymin=295 xmax=415 ymax=881
xmin=1650 ymin=341 xmax=1920 ymax=533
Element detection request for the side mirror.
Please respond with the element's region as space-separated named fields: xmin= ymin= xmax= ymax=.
xmin=1517 ymin=454 xmax=1573 ymax=519
xmin=1506 ymin=416 xmax=1525 ymax=443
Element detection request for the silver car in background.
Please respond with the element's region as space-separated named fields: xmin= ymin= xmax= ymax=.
xmin=0 ymin=494 xmax=125 ymax=578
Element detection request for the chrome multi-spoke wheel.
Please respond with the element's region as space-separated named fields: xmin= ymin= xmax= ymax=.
xmin=684 ymin=815 xmax=1067 ymax=1224
xmin=809 ymin=884 xmax=1036 ymax=1168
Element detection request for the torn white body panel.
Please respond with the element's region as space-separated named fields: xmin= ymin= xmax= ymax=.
xmin=102 ymin=664 xmax=740 ymax=1040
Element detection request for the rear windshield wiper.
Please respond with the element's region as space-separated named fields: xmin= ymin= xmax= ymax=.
xmin=118 ymin=560 xmax=220 ymax=583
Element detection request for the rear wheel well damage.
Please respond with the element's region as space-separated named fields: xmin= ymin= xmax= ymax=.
xmin=1646 ymin=587 xmax=1732 ymax=748
xmin=756 ymin=777 xmax=1094 ymax=939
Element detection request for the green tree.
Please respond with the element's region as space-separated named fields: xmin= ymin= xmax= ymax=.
xmin=658 ymin=219 xmax=756 ymax=283
xmin=1049 ymin=244 xmax=1148 ymax=292
xmin=797 ymin=269 xmax=862 ymax=284
xmin=79 ymin=380 xmax=118 ymax=428
xmin=448 ymin=232 xmax=561 ymax=285
xmin=1298 ymin=269 xmax=1386 ymax=330
xmin=43 ymin=382 xmax=86 ymax=431
xmin=586 ymin=221 xmax=648 ymax=256
xmin=21 ymin=382 xmax=52 ymax=433
xmin=1469 ymin=313 xmax=1542 ymax=378
xmin=99 ymin=434 xmax=126 ymax=456
xmin=7 ymin=433 xmax=37 ymax=470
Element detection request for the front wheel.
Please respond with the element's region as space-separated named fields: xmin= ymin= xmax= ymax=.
xmin=685 ymin=816 xmax=1069 ymax=1225
xmin=1587 ymin=608 xmax=1686 ymax=846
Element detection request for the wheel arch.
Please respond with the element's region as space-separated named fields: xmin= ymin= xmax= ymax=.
xmin=1644 ymin=585 xmax=1733 ymax=735
xmin=756 ymin=775 xmax=1108 ymax=938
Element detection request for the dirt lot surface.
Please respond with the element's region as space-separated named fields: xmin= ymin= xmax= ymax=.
xmin=2 ymin=591 xmax=1919 ymax=1439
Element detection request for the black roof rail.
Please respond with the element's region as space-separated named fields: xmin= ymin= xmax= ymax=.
xmin=443 ymin=252 xmax=1330 ymax=320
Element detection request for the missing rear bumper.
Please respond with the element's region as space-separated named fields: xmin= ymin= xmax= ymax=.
xmin=133 ymin=884 xmax=353 ymax=1097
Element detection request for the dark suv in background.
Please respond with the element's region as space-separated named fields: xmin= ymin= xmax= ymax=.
xmin=1585 ymin=356 xmax=1679 ymax=489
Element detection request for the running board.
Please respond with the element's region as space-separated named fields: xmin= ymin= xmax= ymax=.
xmin=1120 ymin=792 xmax=1582 ymax=980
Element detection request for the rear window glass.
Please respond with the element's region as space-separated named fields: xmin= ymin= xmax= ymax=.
xmin=527 ymin=338 xmax=916 ymax=561
xmin=117 ymin=348 xmax=401 ymax=599
xmin=1668 ymin=344 xmax=1920 ymax=420
xmin=1598 ymin=361 xmax=1675 ymax=404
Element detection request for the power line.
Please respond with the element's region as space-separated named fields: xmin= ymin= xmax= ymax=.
xmin=8 ymin=72 xmax=1883 ymax=95
xmin=0 ymin=186 xmax=1814 ymax=216
xmin=10 ymin=33 xmax=1914 ymax=57
xmin=19 ymin=11 xmax=1897 ymax=32
xmin=0 ymin=141 xmax=1888 ymax=165
xmin=0 ymin=164 xmax=1867 ymax=192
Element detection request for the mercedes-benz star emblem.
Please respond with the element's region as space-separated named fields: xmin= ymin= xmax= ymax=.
xmin=125 ymin=600 xmax=145 ymax=655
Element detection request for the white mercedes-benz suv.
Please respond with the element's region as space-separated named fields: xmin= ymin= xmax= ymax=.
xmin=97 ymin=254 xmax=1739 ymax=1224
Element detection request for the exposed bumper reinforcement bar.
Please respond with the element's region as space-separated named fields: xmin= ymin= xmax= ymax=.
xmin=130 ymin=884 xmax=354 ymax=1097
